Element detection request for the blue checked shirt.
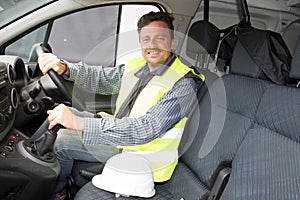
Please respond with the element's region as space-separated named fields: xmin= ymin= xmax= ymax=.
xmin=67 ymin=58 xmax=199 ymax=146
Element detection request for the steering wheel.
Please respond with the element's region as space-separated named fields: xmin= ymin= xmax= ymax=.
xmin=35 ymin=44 xmax=87 ymax=112
xmin=36 ymin=45 xmax=72 ymax=103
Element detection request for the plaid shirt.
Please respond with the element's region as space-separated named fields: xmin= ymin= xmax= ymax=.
xmin=67 ymin=58 xmax=198 ymax=146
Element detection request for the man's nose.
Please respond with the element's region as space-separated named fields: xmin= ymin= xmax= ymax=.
xmin=148 ymin=38 xmax=158 ymax=48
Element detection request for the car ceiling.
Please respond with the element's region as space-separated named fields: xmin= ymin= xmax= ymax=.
xmin=73 ymin=0 xmax=300 ymax=15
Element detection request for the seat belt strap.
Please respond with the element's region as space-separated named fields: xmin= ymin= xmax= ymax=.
xmin=207 ymin=167 xmax=231 ymax=200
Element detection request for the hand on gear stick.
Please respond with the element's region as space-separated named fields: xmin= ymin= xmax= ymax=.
xmin=32 ymin=125 xmax=61 ymax=157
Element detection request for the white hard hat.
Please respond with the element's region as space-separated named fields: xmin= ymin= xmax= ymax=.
xmin=92 ymin=153 xmax=156 ymax=198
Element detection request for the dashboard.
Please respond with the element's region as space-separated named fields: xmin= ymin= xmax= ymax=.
xmin=0 ymin=56 xmax=60 ymax=200
xmin=0 ymin=60 xmax=19 ymax=142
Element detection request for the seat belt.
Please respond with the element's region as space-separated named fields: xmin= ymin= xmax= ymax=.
xmin=207 ymin=167 xmax=231 ymax=200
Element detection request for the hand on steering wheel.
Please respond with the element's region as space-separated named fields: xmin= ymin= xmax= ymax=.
xmin=36 ymin=44 xmax=72 ymax=103
xmin=36 ymin=44 xmax=86 ymax=111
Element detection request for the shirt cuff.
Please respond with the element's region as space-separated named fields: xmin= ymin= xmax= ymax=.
xmin=82 ymin=117 xmax=101 ymax=145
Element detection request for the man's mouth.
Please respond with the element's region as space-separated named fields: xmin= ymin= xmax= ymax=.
xmin=147 ymin=50 xmax=161 ymax=55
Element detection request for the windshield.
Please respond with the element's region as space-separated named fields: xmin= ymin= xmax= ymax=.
xmin=0 ymin=0 xmax=55 ymax=29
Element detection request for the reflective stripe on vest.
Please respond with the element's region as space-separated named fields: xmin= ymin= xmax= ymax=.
xmin=115 ymin=57 xmax=204 ymax=182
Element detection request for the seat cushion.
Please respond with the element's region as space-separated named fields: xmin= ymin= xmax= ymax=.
xmin=220 ymin=128 xmax=300 ymax=200
xmin=74 ymin=163 xmax=209 ymax=200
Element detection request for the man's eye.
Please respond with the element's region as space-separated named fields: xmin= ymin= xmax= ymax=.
xmin=156 ymin=37 xmax=165 ymax=41
xmin=142 ymin=38 xmax=150 ymax=43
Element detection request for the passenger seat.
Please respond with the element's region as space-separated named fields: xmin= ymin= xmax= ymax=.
xmin=220 ymin=36 xmax=300 ymax=199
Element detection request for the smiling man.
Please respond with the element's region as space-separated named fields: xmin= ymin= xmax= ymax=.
xmin=38 ymin=11 xmax=204 ymax=198
xmin=139 ymin=20 xmax=175 ymax=70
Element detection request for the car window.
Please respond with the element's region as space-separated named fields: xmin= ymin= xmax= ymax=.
xmin=116 ymin=5 xmax=160 ymax=66
xmin=5 ymin=25 xmax=48 ymax=61
xmin=4 ymin=4 xmax=160 ymax=67
xmin=48 ymin=6 xmax=119 ymax=66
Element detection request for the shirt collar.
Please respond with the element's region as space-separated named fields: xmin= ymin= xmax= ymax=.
xmin=134 ymin=53 xmax=176 ymax=78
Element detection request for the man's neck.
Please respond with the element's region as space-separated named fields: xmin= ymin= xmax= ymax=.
xmin=148 ymin=63 xmax=162 ymax=72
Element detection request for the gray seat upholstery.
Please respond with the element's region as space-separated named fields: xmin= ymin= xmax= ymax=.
xmin=220 ymin=36 xmax=300 ymax=200
xmin=221 ymin=84 xmax=300 ymax=199
xmin=290 ymin=36 xmax=300 ymax=84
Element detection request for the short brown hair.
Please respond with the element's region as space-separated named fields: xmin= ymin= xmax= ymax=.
xmin=137 ymin=11 xmax=175 ymax=39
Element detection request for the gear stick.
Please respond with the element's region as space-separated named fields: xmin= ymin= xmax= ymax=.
xmin=31 ymin=125 xmax=61 ymax=157
xmin=19 ymin=124 xmax=62 ymax=163
xmin=17 ymin=124 xmax=61 ymax=173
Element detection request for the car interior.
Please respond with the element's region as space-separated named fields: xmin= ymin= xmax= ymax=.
xmin=0 ymin=0 xmax=300 ymax=199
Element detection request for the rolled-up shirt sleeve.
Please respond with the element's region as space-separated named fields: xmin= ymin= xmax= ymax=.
xmin=81 ymin=77 xmax=198 ymax=146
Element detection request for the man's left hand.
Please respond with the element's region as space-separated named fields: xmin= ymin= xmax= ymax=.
xmin=47 ymin=104 xmax=84 ymax=131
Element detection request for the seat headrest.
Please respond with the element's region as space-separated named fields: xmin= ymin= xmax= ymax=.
xmin=289 ymin=36 xmax=300 ymax=80
xmin=187 ymin=20 xmax=220 ymax=54
xmin=230 ymin=40 xmax=266 ymax=79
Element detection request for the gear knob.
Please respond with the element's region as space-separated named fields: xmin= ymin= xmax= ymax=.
xmin=32 ymin=125 xmax=61 ymax=157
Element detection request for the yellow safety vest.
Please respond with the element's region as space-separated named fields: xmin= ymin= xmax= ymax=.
xmin=100 ymin=57 xmax=204 ymax=182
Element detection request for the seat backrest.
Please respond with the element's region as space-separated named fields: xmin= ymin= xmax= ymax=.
xmin=186 ymin=20 xmax=220 ymax=69
xmin=289 ymin=36 xmax=300 ymax=86
xmin=75 ymin=23 xmax=300 ymax=200
xmin=178 ymin=20 xmax=221 ymax=156
xmin=176 ymin=32 xmax=272 ymax=199
xmin=187 ymin=20 xmax=220 ymax=55
xmin=230 ymin=40 xmax=266 ymax=79
xmin=282 ymin=19 xmax=300 ymax=55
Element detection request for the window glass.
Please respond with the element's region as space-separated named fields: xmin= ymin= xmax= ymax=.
xmin=48 ymin=6 xmax=119 ymax=66
xmin=5 ymin=25 xmax=48 ymax=61
xmin=116 ymin=5 xmax=160 ymax=65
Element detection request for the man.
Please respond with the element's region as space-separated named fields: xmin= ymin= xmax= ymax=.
xmin=38 ymin=11 xmax=204 ymax=197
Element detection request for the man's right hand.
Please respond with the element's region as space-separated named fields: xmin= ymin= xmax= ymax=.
xmin=38 ymin=53 xmax=69 ymax=76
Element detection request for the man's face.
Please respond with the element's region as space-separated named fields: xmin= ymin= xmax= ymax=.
xmin=139 ymin=21 xmax=175 ymax=70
